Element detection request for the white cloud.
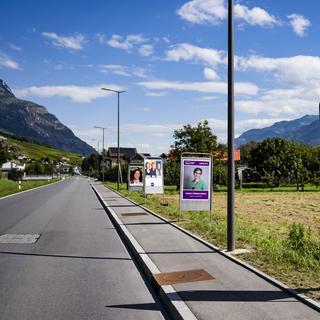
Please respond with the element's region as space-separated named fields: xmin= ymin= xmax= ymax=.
xmin=288 ymin=14 xmax=311 ymax=37
xmin=138 ymin=44 xmax=154 ymax=57
xmin=9 ymin=43 xmax=22 ymax=52
xmin=177 ymin=0 xmax=227 ymax=25
xmin=137 ymin=79 xmax=258 ymax=95
xmin=143 ymin=107 xmax=152 ymax=112
xmin=41 ymin=32 xmax=85 ymax=50
xmin=234 ymin=54 xmax=320 ymax=117
xmin=237 ymin=54 xmax=320 ymax=85
xmin=162 ymin=37 xmax=170 ymax=44
xmin=105 ymin=33 xmax=156 ymax=57
xmin=203 ymin=67 xmax=220 ymax=80
xmin=99 ymin=65 xmax=131 ymax=77
xmin=107 ymin=34 xmax=147 ymax=51
xmin=165 ymin=43 xmax=225 ymax=67
xmin=132 ymin=66 xmax=149 ymax=78
xmin=14 ymin=84 xmax=125 ymax=103
xmin=0 ymin=52 xmax=21 ymax=70
xmin=236 ymin=88 xmax=317 ymax=117
xmin=97 ymin=64 xmax=149 ymax=78
xmin=145 ymin=91 xmax=168 ymax=97
xmin=177 ymin=0 xmax=280 ymax=27
xmin=234 ymin=4 xmax=280 ymax=27
xmin=198 ymin=96 xmax=217 ymax=101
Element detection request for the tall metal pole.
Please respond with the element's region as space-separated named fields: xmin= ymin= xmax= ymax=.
xmin=101 ymin=87 xmax=125 ymax=191
xmin=227 ymin=0 xmax=235 ymax=252
xmin=102 ymin=127 xmax=105 ymax=182
xmin=117 ymin=92 xmax=120 ymax=191
xmin=94 ymin=126 xmax=106 ymax=182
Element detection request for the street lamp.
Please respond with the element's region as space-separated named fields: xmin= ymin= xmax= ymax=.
xmin=94 ymin=126 xmax=106 ymax=182
xmin=101 ymin=87 xmax=126 ymax=191
xmin=227 ymin=0 xmax=235 ymax=252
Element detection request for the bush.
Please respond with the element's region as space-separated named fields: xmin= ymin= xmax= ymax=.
xmin=285 ymin=223 xmax=320 ymax=264
xmin=8 ymin=169 xmax=24 ymax=181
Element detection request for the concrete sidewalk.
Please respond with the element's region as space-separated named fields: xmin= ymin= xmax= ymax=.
xmin=91 ymin=181 xmax=320 ymax=320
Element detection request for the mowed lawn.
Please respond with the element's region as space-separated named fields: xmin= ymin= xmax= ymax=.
xmin=106 ymin=182 xmax=320 ymax=301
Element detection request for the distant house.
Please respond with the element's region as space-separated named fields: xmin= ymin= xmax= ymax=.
xmin=106 ymin=147 xmax=137 ymax=167
xmin=17 ymin=155 xmax=29 ymax=161
xmin=129 ymin=153 xmax=150 ymax=164
xmin=57 ymin=163 xmax=71 ymax=173
xmin=0 ymin=135 xmax=7 ymax=143
xmin=1 ymin=161 xmax=25 ymax=176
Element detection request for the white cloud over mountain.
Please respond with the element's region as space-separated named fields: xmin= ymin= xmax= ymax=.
xmin=14 ymin=84 xmax=125 ymax=103
xmin=0 ymin=52 xmax=21 ymax=70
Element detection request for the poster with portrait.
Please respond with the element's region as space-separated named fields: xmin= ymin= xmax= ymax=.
xmin=128 ymin=165 xmax=144 ymax=191
xmin=180 ymin=157 xmax=212 ymax=211
xmin=144 ymin=159 xmax=163 ymax=194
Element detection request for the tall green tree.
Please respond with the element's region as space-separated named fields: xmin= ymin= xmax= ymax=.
xmin=168 ymin=120 xmax=226 ymax=188
xmin=171 ymin=120 xmax=220 ymax=156
xmin=0 ymin=147 xmax=8 ymax=166
xmin=249 ymin=138 xmax=293 ymax=187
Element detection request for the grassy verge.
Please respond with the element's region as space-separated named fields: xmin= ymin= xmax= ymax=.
xmin=104 ymin=181 xmax=320 ymax=301
xmin=0 ymin=178 xmax=60 ymax=198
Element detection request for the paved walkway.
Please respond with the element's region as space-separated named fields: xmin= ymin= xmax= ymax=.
xmin=92 ymin=181 xmax=320 ymax=320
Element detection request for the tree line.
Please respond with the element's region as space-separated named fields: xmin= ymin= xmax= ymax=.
xmin=81 ymin=120 xmax=320 ymax=190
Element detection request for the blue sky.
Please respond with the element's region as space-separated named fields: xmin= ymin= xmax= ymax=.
xmin=1 ymin=0 xmax=319 ymax=155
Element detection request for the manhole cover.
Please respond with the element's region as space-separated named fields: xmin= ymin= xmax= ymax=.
xmin=0 ymin=234 xmax=41 ymax=244
xmin=154 ymin=269 xmax=214 ymax=285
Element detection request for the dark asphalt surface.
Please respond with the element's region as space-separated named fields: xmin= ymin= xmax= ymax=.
xmin=0 ymin=177 xmax=167 ymax=320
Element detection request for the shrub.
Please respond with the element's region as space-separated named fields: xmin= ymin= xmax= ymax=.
xmin=8 ymin=169 xmax=24 ymax=181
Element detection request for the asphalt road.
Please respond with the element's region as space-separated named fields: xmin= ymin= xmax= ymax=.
xmin=0 ymin=177 xmax=167 ymax=320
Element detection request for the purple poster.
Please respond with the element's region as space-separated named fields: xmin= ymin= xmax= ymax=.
xmin=182 ymin=158 xmax=211 ymax=201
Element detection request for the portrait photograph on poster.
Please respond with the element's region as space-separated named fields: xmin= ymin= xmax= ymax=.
xmin=182 ymin=158 xmax=211 ymax=201
xmin=128 ymin=165 xmax=143 ymax=187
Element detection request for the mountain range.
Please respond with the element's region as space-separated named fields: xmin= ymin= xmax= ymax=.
xmin=235 ymin=115 xmax=320 ymax=147
xmin=0 ymin=80 xmax=95 ymax=156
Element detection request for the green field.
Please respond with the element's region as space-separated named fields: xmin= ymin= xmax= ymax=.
xmin=5 ymin=137 xmax=83 ymax=165
xmin=105 ymin=182 xmax=320 ymax=302
xmin=0 ymin=178 xmax=60 ymax=198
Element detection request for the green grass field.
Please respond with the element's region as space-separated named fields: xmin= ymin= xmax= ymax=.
xmin=6 ymin=138 xmax=83 ymax=165
xmin=0 ymin=178 xmax=60 ymax=198
xmin=105 ymin=181 xmax=320 ymax=301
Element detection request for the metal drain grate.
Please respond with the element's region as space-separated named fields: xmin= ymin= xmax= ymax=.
xmin=121 ymin=212 xmax=148 ymax=216
xmin=154 ymin=269 xmax=214 ymax=285
xmin=0 ymin=234 xmax=41 ymax=244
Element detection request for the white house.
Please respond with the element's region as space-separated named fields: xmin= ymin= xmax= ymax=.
xmin=1 ymin=161 xmax=25 ymax=172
